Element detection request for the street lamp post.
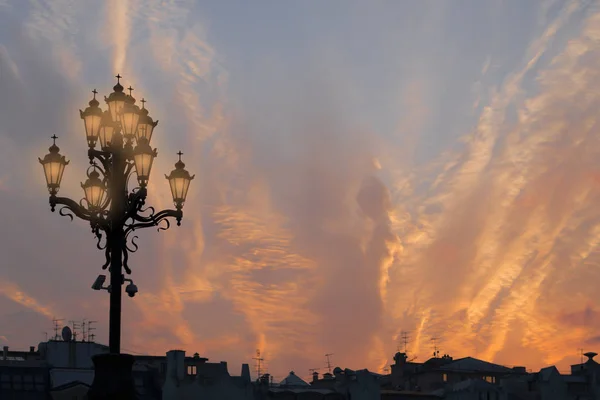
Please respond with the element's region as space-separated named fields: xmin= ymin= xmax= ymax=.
xmin=39 ymin=75 xmax=194 ymax=399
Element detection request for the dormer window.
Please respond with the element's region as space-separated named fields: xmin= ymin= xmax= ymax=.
xmin=187 ymin=365 xmax=197 ymax=376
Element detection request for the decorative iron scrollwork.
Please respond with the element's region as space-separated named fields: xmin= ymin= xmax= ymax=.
xmin=58 ymin=206 xmax=74 ymax=221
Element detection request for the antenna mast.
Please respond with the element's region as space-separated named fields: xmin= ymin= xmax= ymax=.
xmin=578 ymin=348 xmax=584 ymax=364
xmin=42 ymin=331 xmax=48 ymax=341
xmin=253 ymin=349 xmax=264 ymax=379
xmin=69 ymin=320 xmax=81 ymax=342
xmin=88 ymin=321 xmax=97 ymax=342
xmin=52 ymin=318 xmax=64 ymax=340
xmin=401 ymin=331 xmax=410 ymax=353
xmin=325 ymin=353 xmax=334 ymax=374
xmin=431 ymin=337 xmax=441 ymax=358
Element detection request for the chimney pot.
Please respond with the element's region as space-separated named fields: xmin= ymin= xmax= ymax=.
xmin=312 ymin=371 xmax=319 ymax=383
xmin=30 ymin=346 xmax=35 ymax=353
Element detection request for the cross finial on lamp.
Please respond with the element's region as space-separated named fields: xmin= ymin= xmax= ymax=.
xmin=127 ymin=86 xmax=134 ymax=96
xmin=115 ymin=74 xmax=122 ymax=83
xmin=51 ymin=135 xmax=58 ymax=144
xmin=141 ymin=98 xmax=146 ymax=109
xmin=177 ymin=151 xmax=183 ymax=161
xmin=92 ymin=89 xmax=98 ymax=99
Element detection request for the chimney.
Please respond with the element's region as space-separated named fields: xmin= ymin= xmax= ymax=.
xmin=259 ymin=373 xmax=270 ymax=385
xmin=166 ymin=350 xmax=185 ymax=382
xmin=241 ymin=363 xmax=251 ymax=382
xmin=584 ymin=352 xmax=598 ymax=363
xmin=312 ymin=371 xmax=319 ymax=383
xmin=30 ymin=346 xmax=35 ymax=353
xmin=3 ymin=346 xmax=8 ymax=360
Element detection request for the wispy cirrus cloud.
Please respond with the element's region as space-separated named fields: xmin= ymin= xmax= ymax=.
xmin=2 ymin=0 xmax=600 ymax=382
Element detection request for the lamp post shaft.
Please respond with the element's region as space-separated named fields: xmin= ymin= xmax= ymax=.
xmin=108 ymin=232 xmax=123 ymax=354
xmin=108 ymin=146 xmax=126 ymax=354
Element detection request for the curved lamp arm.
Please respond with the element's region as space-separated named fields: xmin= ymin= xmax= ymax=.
xmin=50 ymin=195 xmax=94 ymax=221
xmin=124 ymin=208 xmax=183 ymax=237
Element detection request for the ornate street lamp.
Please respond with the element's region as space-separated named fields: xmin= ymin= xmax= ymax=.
xmin=120 ymin=86 xmax=140 ymax=142
xmin=38 ymin=135 xmax=69 ymax=197
xmin=39 ymin=74 xmax=194 ymax=400
xmin=80 ymin=90 xmax=103 ymax=149
xmin=166 ymin=151 xmax=195 ymax=210
xmin=98 ymin=111 xmax=116 ymax=150
xmin=136 ymin=99 xmax=158 ymax=143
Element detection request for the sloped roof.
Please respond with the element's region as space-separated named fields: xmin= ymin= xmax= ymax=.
xmin=49 ymin=368 xmax=94 ymax=388
xmin=279 ymin=371 xmax=309 ymax=387
xmin=538 ymin=366 xmax=560 ymax=382
xmin=439 ymin=357 xmax=513 ymax=374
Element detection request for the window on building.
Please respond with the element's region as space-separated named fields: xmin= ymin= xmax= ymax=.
xmin=442 ymin=373 xmax=448 ymax=382
xmin=484 ymin=376 xmax=495 ymax=383
xmin=0 ymin=374 xmax=9 ymax=390
xmin=23 ymin=374 xmax=33 ymax=390
xmin=12 ymin=374 xmax=22 ymax=390
xmin=187 ymin=365 xmax=197 ymax=376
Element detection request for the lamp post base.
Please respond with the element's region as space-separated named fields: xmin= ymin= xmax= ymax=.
xmin=88 ymin=353 xmax=137 ymax=400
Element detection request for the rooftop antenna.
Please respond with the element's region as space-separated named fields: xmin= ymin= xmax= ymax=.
xmin=253 ymin=349 xmax=264 ymax=380
xmin=69 ymin=321 xmax=81 ymax=342
xmin=52 ymin=318 xmax=64 ymax=341
xmin=81 ymin=318 xmax=87 ymax=342
xmin=42 ymin=331 xmax=48 ymax=341
xmin=401 ymin=331 xmax=410 ymax=353
xmin=431 ymin=337 xmax=440 ymax=358
xmin=578 ymin=348 xmax=584 ymax=364
xmin=88 ymin=321 xmax=97 ymax=342
xmin=325 ymin=353 xmax=334 ymax=374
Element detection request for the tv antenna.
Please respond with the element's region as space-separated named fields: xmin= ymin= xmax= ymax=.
xmin=42 ymin=331 xmax=48 ymax=341
xmin=81 ymin=318 xmax=87 ymax=342
xmin=578 ymin=348 xmax=585 ymax=364
xmin=52 ymin=318 xmax=64 ymax=340
xmin=69 ymin=321 xmax=81 ymax=342
xmin=431 ymin=337 xmax=441 ymax=358
xmin=88 ymin=321 xmax=97 ymax=342
xmin=325 ymin=353 xmax=334 ymax=374
xmin=253 ymin=349 xmax=264 ymax=379
xmin=400 ymin=331 xmax=410 ymax=353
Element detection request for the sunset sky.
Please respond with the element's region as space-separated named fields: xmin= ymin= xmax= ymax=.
xmin=1 ymin=0 xmax=600 ymax=382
